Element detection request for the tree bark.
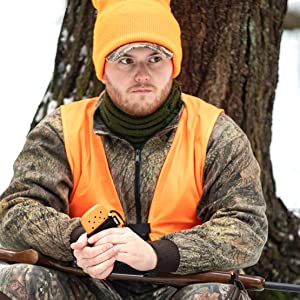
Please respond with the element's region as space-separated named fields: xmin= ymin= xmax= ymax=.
xmin=31 ymin=1 xmax=300 ymax=299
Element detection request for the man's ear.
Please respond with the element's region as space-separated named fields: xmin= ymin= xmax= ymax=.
xmin=101 ymin=61 xmax=108 ymax=84
xmin=102 ymin=72 xmax=106 ymax=84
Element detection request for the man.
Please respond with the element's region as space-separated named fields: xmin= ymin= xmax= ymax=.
xmin=0 ymin=0 xmax=267 ymax=299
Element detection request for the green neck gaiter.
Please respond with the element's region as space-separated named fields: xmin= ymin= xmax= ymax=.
xmin=99 ymin=81 xmax=183 ymax=147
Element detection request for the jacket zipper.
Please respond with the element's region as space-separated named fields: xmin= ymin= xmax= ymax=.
xmin=134 ymin=148 xmax=142 ymax=223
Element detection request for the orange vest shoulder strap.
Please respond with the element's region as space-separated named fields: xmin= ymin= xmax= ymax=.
xmin=61 ymin=98 xmax=124 ymax=218
xmin=148 ymin=93 xmax=223 ymax=239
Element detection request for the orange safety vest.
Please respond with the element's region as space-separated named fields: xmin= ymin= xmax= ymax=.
xmin=61 ymin=93 xmax=223 ymax=240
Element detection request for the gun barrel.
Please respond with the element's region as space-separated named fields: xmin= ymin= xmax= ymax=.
xmin=264 ymin=281 xmax=300 ymax=293
xmin=109 ymin=271 xmax=265 ymax=291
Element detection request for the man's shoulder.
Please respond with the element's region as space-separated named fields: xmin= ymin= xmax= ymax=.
xmin=209 ymin=113 xmax=250 ymax=155
xmin=32 ymin=98 xmax=97 ymax=141
xmin=60 ymin=97 xmax=99 ymax=126
xmin=214 ymin=114 xmax=246 ymax=139
xmin=179 ymin=93 xmax=244 ymax=139
xmin=35 ymin=107 xmax=62 ymax=131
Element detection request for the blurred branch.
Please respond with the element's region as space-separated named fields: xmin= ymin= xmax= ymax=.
xmin=284 ymin=10 xmax=300 ymax=29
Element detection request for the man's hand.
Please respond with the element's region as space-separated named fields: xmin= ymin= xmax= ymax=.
xmin=89 ymin=227 xmax=157 ymax=272
xmin=70 ymin=227 xmax=157 ymax=279
xmin=70 ymin=233 xmax=117 ymax=279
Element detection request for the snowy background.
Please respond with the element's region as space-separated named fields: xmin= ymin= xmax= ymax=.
xmin=0 ymin=1 xmax=299 ymax=211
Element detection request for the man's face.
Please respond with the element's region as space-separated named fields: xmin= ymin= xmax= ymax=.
xmin=103 ymin=47 xmax=173 ymax=116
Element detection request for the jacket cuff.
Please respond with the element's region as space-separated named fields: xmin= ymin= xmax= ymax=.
xmin=70 ymin=225 xmax=85 ymax=243
xmin=148 ymin=239 xmax=180 ymax=273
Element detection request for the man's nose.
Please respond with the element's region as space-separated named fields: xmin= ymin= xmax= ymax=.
xmin=134 ymin=64 xmax=150 ymax=82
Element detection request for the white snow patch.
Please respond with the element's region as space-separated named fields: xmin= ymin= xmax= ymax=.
xmin=80 ymin=45 xmax=88 ymax=57
xmin=289 ymin=234 xmax=295 ymax=241
xmin=47 ymin=100 xmax=58 ymax=115
xmin=66 ymin=64 xmax=71 ymax=73
xmin=61 ymin=28 xmax=68 ymax=43
xmin=35 ymin=107 xmax=45 ymax=123
xmin=63 ymin=97 xmax=74 ymax=104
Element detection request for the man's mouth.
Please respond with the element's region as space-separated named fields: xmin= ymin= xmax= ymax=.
xmin=132 ymin=89 xmax=152 ymax=93
xmin=130 ymin=86 xmax=154 ymax=93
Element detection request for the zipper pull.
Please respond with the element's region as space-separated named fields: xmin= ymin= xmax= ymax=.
xmin=135 ymin=149 xmax=141 ymax=164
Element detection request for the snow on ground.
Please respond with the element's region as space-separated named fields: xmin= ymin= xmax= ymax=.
xmin=271 ymin=29 xmax=300 ymax=211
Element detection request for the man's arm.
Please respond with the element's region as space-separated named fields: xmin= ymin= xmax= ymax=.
xmin=159 ymin=114 xmax=268 ymax=274
xmin=0 ymin=109 xmax=80 ymax=261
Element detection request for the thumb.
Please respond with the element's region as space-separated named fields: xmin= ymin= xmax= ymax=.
xmin=70 ymin=233 xmax=88 ymax=250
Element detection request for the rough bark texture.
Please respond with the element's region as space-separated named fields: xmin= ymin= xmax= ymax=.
xmin=31 ymin=1 xmax=300 ymax=299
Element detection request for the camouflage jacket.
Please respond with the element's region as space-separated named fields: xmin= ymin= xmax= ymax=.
xmin=0 ymin=94 xmax=268 ymax=275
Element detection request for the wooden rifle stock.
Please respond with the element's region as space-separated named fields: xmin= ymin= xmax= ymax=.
xmin=0 ymin=248 xmax=86 ymax=277
xmin=0 ymin=248 xmax=39 ymax=265
xmin=1 ymin=248 xmax=300 ymax=293
xmin=0 ymin=247 xmax=265 ymax=291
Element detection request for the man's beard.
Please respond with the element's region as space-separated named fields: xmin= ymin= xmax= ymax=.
xmin=104 ymin=76 xmax=173 ymax=116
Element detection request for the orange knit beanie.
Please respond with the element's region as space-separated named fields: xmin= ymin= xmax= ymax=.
xmin=91 ymin=0 xmax=182 ymax=81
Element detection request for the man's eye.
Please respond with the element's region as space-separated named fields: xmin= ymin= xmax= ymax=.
xmin=149 ymin=56 xmax=162 ymax=63
xmin=119 ymin=58 xmax=133 ymax=65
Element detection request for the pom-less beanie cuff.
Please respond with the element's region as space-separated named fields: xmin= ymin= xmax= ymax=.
xmin=92 ymin=0 xmax=182 ymax=81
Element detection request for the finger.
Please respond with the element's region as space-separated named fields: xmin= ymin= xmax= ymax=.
xmin=79 ymin=244 xmax=118 ymax=268
xmin=74 ymin=242 xmax=114 ymax=261
xmin=74 ymin=243 xmax=116 ymax=270
xmin=70 ymin=233 xmax=88 ymax=250
xmin=92 ymin=233 xmax=129 ymax=247
xmin=87 ymin=256 xmax=116 ymax=279
xmin=88 ymin=227 xmax=130 ymax=244
xmin=98 ymin=265 xmax=115 ymax=279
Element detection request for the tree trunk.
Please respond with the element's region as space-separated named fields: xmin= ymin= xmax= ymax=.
xmin=31 ymin=1 xmax=300 ymax=299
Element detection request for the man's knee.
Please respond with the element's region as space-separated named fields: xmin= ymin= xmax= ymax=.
xmin=0 ymin=263 xmax=54 ymax=299
xmin=0 ymin=263 xmax=121 ymax=300
xmin=172 ymin=282 xmax=250 ymax=300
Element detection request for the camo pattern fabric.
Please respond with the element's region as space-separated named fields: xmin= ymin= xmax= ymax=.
xmin=0 ymin=264 xmax=250 ymax=300
xmin=0 ymin=94 xmax=267 ymax=297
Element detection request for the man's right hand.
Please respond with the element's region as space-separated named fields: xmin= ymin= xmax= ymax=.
xmin=70 ymin=233 xmax=118 ymax=279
